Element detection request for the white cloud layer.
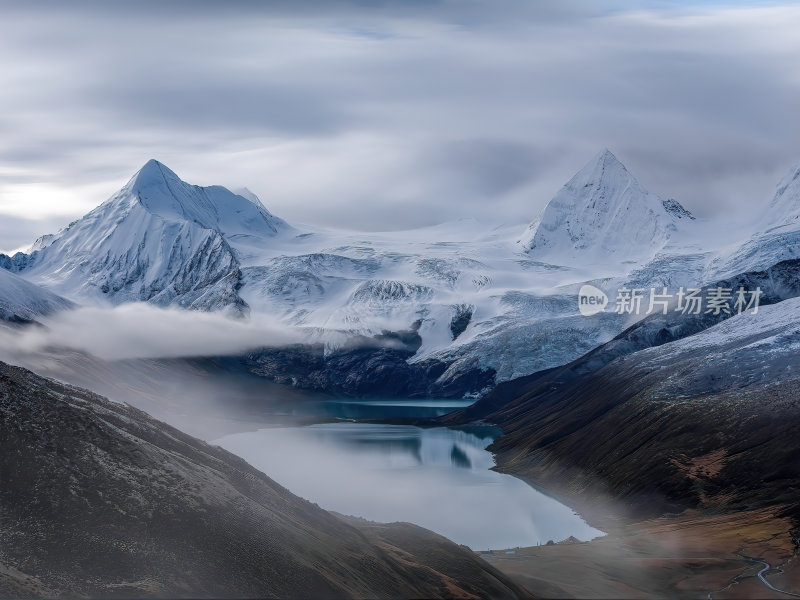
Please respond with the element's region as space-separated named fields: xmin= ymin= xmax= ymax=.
xmin=1 ymin=1 xmax=799 ymax=251
xmin=0 ymin=304 xmax=311 ymax=361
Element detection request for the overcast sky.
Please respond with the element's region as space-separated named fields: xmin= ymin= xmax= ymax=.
xmin=1 ymin=0 xmax=799 ymax=252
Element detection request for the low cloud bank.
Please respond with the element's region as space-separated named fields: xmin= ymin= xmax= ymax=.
xmin=1 ymin=303 xmax=319 ymax=361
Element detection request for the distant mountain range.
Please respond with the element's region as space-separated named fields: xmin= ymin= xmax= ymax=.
xmin=2 ymin=150 xmax=800 ymax=397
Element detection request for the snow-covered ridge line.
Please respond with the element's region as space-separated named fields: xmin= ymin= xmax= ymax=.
xmin=2 ymin=152 xmax=800 ymax=395
xmin=0 ymin=269 xmax=74 ymax=323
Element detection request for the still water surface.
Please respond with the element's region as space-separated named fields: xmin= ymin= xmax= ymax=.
xmin=215 ymin=414 xmax=603 ymax=550
xmin=14 ymin=355 xmax=603 ymax=548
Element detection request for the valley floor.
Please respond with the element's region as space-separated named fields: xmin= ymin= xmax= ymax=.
xmin=483 ymin=505 xmax=799 ymax=599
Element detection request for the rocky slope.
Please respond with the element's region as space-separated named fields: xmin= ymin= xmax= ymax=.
xmin=443 ymin=289 xmax=800 ymax=523
xmin=442 ymin=292 xmax=800 ymax=597
xmin=0 ymin=360 xmax=529 ymax=599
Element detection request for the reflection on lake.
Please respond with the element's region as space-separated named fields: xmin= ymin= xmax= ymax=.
xmin=262 ymin=397 xmax=478 ymax=421
xmin=215 ymin=423 xmax=603 ymax=550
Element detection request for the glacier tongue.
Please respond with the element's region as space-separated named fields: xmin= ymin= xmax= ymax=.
xmin=519 ymin=149 xmax=693 ymax=266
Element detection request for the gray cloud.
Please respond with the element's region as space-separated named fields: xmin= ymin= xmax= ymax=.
xmin=0 ymin=1 xmax=799 ymax=244
xmin=0 ymin=215 xmax=66 ymax=254
xmin=425 ymin=139 xmax=548 ymax=198
xmin=0 ymin=304 xmax=310 ymax=361
xmin=0 ymin=302 xmax=413 ymax=362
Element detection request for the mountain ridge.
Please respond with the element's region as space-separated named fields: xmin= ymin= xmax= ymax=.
xmin=0 ymin=160 xmax=287 ymax=311
xmin=764 ymin=160 xmax=800 ymax=231
xmin=0 ymin=359 xmax=529 ymax=599
xmin=2 ymin=152 xmax=798 ymax=398
xmin=0 ymin=269 xmax=74 ymax=323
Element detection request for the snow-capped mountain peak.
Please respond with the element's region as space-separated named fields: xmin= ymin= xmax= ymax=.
xmin=572 ymin=148 xmax=632 ymax=188
xmin=707 ymin=159 xmax=800 ymax=279
xmin=0 ymin=161 xmax=294 ymax=310
xmin=763 ymin=161 xmax=800 ymax=231
xmin=125 ymin=159 xmax=288 ymax=238
xmin=519 ymin=149 xmax=693 ymax=266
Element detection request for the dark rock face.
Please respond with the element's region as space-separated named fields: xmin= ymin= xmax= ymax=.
xmin=0 ymin=361 xmax=529 ymax=599
xmin=242 ymin=327 xmax=495 ymax=399
xmin=662 ymin=198 xmax=695 ymax=220
xmin=0 ymin=251 xmax=33 ymax=273
xmin=449 ymin=304 xmax=474 ymax=340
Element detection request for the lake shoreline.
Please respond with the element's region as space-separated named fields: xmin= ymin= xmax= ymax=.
xmin=479 ymin=436 xmax=800 ymax=598
xmin=214 ymin=420 xmax=602 ymax=550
